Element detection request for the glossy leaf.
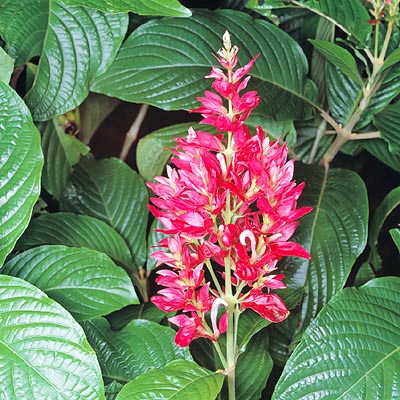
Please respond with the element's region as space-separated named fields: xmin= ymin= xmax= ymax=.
xmin=0 ymin=275 xmax=104 ymax=399
xmin=0 ymin=1 xmax=128 ymax=120
xmin=381 ymin=48 xmax=400 ymax=73
xmin=369 ymin=186 xmax=400 ymax=248
xmin=373 ymin=101 xmax=400 ymax=154
xmin=60 ymin=157 xmax=149 ymax=270
xmin=310 ymin=39 xmax=363 ymax=86
xmin=0 ymin=81 xmax=43 ymax=266
xmin=390 ymin=229 xmax=400 ymax=252
xmin=39 ymin=118 xmax=89 ymax=198
xmin=15 ymin=212 xmax=133 ymax=270
xmin=81 ymin=318 xmax=192 ymax=383
xmin=79 ymin=93 xmax=120 ymax=145
xmin=147 ymin=218 xmax=168 ymax=273
xmin=2 ymin=245 xmax=138 ymax=320
xmin=137 ymin=122 xmax=192 ymax=182
xmin=327 ymin=63 xmax=400 ymax=129
xmin=0 ymin=47 xmax=13 ymax=83
xmin=273 ymin=277 xmax=400 ymax=400
xmin=92 ymin=9 xmax=317 ymax=120
xmin=105 ymin=382 xmax=124 ymax=400
xmin=298 ymin=0 xmax=371 ymax=45
xmin=115 ymin=360 xmax=224 ymax=400
xmin=63 ymin=0 xmax=192 ymax=16
xmin=280 ymin=163 xmax=368 ymax=335
xmin=362 ymin=139 xmax=400 ymax=173
xmin=236 ymin=330 xmax=273 ymax=400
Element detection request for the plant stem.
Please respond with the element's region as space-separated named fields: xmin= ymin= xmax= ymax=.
xmin=226 ymin=299 xmax=236 ymax=400
xmin=119 ymin=104 xmax=149 ymax=160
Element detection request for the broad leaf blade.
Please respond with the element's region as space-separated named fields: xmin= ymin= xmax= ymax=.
xmin=39 ymin=118 xmax=89 ymax=198
xmin=369 ymin=186 xmax=400 ymax=248
xmin=60 ymin=157 xmax=149 ymax=270
xmin=115 ymin=360 xmax=224 ymax=400
xmin=15 ymin=212 xmax=133 ymax=270
xmin=310 ymin=39 xmax=363 ymax=86
xmin=63 ymin=0 xmax=192 ymax=16
xmin=81 ymin=318 xmax=192 ymax=383
xmin=390 ymin=229 xmax=400 ymax=252
xmin=0 ymin=274 xmax=105 ymax=399
xmin=280 ymin=164 xmax=369 ymax=335
xmin=300 ymin=0 xmax=371 ymax=45
xmin=2 ymin=245 xmax=138 ymax=321
xmin=0 ymin=47 xmax=14 ymax=83
xmin=0 ymin=1 xmax=128 ymax=120
xmin=0 ymin=81 xmax=43 ymax=265
xmin=362 ymin=138 xmax=400 ymax=173
xmin=373 ymin=101 xmax=400 ymax=154
xmin=236 ymin=330 xmax=273 ymax=400
xmin=92 ymin=9 xmax=317 ymax=120
xmin=273 ymin=277 xmax=400 ymax=400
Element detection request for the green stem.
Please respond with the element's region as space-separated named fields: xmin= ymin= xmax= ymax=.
xmin=226 ymin=299 xmax=236 ymax=400
xmin=205 ymin=259 xmax=224 ymax=297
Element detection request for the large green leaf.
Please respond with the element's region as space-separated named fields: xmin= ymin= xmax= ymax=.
xmin=2 ymin=245 xmax=138 ymax=320
xmin=310 ymin=39 xmax=363 ymax=86
xmin=81 ymin=318 xmax=192 ymax=383
xmin=369 ymin=186 xmax=400 ymax=248
xmin=390 ymin=229 xmax=400 ymax=252
xmin=0 ymin=1 xmax=128 ymax=120
xmin=273 ymin=277 xmax=400 ymax=399
xmin=280 ymin=163 xmax=368 ymax=336
xmin=115 ymin=360 xmax=224 ymax=400
xmin=362 ymin=138 xmax=400 ymax=173
xmin=60 ymin=157 xmax=149 ymax=270
xmin=236 ymin=330 xmax=273 ymax=400
xmin=16 ymin=212 xmax=133 ymax=270
xmin=0 ymin=47 xmax=13 ymax=83
xmin=373 ymin=101 xmax=400 ymax=154
xmin=327 ymin=63 xmax=400 ymax=129
xmin=0 ymin=81 xmax=43 ymax=265
xmin=62 ymin=0 xmax=192 ymax=16
xmin=39 ymin=118 xmax=89 ymax=198
xmin=92 ymin=9 xmax=317 ymax=120
xmin=0 ymin=274 xmax=105 ymax=399
xmin=294 ymin=0 xmax=372 ymax=45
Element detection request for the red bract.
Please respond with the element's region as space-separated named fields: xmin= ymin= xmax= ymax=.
xmin=148 ymin=31 xmax=311 ymax=346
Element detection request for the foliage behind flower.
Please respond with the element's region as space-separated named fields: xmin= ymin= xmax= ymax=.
xmin=148 ymin=31 xmax=312 ymax=348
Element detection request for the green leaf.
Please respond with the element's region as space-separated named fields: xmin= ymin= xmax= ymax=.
xmin=236 ymin=330 xmax=273 ymax=400
xmin=79 ymin=93 xmax=120 ymax=145
xmin=147 ymin=218 xmax=168 ymax=273
xmin=0 ymin=274 xmax=105 ymax=399
xmin=39 ymin=118 xmax=89 ymax=198
xmin=0 ymin=1 xmax=128 ymax=120
xmin=0 ymin=81 xmax=43 ymax=266
xmin=362 ymin=138 xmax=400 ymax=173
xmin=280 ymin=163 xmax=369 ymax=335
xmin=310 ymin=40 xmax=363 ymax=86
xmin=353 ymin=261 xmax=376 ymax=287
xmin=15 ymin=212 xmax=133 ymax=270
xmin=105 ymin=381 xmax=124 ymax=400
xmin=381 ymin=48 xmax=400 ymax=73
xmin=81 ymin=318 xmax=192 ymax=383
xmin=373 ymin=101 xmax=400 ymax=154
xmin=327 ymin=63 xmax=400 ymax=129
xmin=298 ymin=0 xmax=372 ymax=45
xmin=137 ymin=122 xmax=191 ymax=182
xmin=115 ymin=360 xmax=224 ymax=400
xmin=92 ymin=9 xmax=317 ymax=120
xmin=273 ymin=277 xmax=400 ymax=400
xmin=60 ymin=157 xmax=149 ymax=270
xmin=63 ymin=0 xmax=192 ymax=16
xmin=369 ymin=186 xmax=400 ymax=248
xmin=0 ymin=47 xmax=14 ymax=83
xmin=390 ymin=229 xmax=400 ymax=252
xmin=2 ymin=245 xmax=138 ymax=321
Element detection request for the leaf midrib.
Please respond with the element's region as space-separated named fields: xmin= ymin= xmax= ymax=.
xmin=336 ymin=346 xmax=400 ymax=399
xmin=0 ymin=337 xmax=68 ymax=399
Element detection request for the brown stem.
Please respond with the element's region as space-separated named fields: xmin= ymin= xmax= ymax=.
xmin=119 ymin=104 xmax=149 ymax=160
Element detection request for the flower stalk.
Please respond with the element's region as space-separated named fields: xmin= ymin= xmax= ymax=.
xmin=147 ymin=31 xmax=312 ymax=399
